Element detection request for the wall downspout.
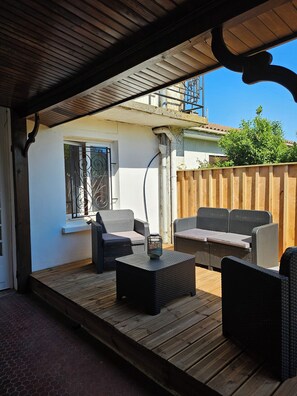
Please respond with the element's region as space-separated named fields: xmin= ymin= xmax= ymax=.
xmin=153 ymin=126 xmax=178 ymax=244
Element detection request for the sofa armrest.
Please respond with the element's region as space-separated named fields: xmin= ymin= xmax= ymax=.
xmin=252 ymin=223 xmax=279 ymax=268
xmin=173 ymin=216 xmax=197 ymax=233
xmin=134 ymin=218 xmax=150 ymax=237
xmin=134 ymin=219 xmax=150 ymax=250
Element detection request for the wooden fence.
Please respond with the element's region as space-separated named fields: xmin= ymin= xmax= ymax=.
xmin=177 ymin=163 xmax=297 ymax=259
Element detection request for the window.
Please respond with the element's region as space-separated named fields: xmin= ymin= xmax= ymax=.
xmin=64 ymin=142 xmax=112 ymax=218
xmin=209 ymin=154 xmax=228 ymax=164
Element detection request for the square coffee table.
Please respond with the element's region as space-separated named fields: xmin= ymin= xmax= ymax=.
xmin=116 ymin=250 xmax=196 ymax=315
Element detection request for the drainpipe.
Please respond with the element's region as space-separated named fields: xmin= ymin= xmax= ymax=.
xmin=153 ymin=126 xmax=178 ymax=244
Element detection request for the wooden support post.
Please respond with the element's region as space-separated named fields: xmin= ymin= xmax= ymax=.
xmin=10 ymin=111 xmax=31 ymax=292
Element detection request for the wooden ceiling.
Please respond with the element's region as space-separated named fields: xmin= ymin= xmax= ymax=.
xmin=1 ymin=0 xmax=296 ymax=127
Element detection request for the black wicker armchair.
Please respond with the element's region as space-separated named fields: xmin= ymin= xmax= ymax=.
xmin=221 ymin=247 xmax=297 ymax=380
xmin=91 ymin=209 xmax=149 ymax=273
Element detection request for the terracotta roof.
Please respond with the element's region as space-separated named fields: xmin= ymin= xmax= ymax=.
xmin=201 ymin=123 xmax=236 ymax=133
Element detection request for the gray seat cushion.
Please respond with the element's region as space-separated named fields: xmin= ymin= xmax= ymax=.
xmin=104 ymin=231 xmax=145 ymax=246
xmin=207 ymin=232 xmax=251 ymax=249
xmin=174 ymin=228 xmax=227 ymax=242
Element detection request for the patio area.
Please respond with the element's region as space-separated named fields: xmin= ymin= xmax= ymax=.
xmin=29 ymin=253 xmax=297 ymax=396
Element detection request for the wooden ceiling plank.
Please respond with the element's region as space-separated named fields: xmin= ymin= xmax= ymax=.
xmin=0 ymin=33 xmax=91 ymax=75
xmin=152 ymin=0 xmax=178 ymax=11
xmin=115 ymin=0 xmax=160 ymax=23
xmin=28 ymin=0 xmax=117 ymax=46
xmin=59 ymin=102 xmax=98 ymax=114
xmin=0 ymin=30 xmax=81 ymax=77
xmin=2 ymin=2 xmax=106 ymax=57
xmin=93 ymin=87 xmax=130 ymax=101
xmin=136 ymin=69 xmax=172 ymax=84
xmin=124 ymin=75 xmax=158 ymax=89
xmin=0 ymin=53 xmax=68 ymax=87
xmin=192 ymin=42 xmax=217 ymax=62
xmin=258 ymin=10 xmax=294 ymax=37
xmin=138 ymin=1 xmax=169 ymax=17
xmin=166 ymin=55 xmax=199 ymax=74
xmin=155 ymin=60 xmax=186 ymax=78
xmin=183 ymin=47 xmax=215 ymax=67
xmin=223 ymin=29 xmax=252 ymax=54
xmin=120 ymin=79 xmax=155 ymax=93
xmin=0 ymin=18 xmax=98 ymax=66
xmin=98 ymin=82 xmax=139 ymax=98
xmin=228 ymin=24 xmax=265 ymax=49
xmin=179 ymin=48 xmax=210 ymax=69
xmin=84 ymin=0 xmax=141 ymax=31
xmin=173 ymin=52 xmax=207 ymax=69
xmin=98 ymin=0 xmax=150 ymax=27
xmin=274 ymin=2 xmax=297 ymax=30
xmin=67 ymin=96 xmax=108 ymax=109
xmin=17 ymin=0 xmax=291 ymax=117
xmin=110 ymin=81 xmax=143 ymax=96
xmin=0 ymin=68 xmax=55 ymax=94
xmin=51 ymin=0 xmax=131 ymax=40
xmin=242 ymin=17 xmax=278 ymax=43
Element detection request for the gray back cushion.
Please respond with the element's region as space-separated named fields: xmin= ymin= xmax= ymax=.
xmin=196 ymin=207 xmax=230 ymax=232
xmin=96 ymin=209 xmax=134 ymax=232
xmin=229 ymin=209 xmax=272 ymax=235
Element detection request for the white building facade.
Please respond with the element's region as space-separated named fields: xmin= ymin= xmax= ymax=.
xmin=1 ymin=96 xmax=232 ymax=284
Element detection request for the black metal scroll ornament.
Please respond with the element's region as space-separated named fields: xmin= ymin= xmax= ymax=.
xmin=23 ymin=113 xmax=40 ymax=157
xmin=211 ymin=26 xmax=297 ymax=102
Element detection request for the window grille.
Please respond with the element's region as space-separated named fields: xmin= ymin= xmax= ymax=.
xmin=64 ymin=143 xmax=112 ymax=218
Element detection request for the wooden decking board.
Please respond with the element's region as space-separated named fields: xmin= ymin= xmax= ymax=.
xmin=187 ymin=340 xmax=242 ymax=383
xmin=156 ymin=315 xmax=222 ymax=361
xmin=207 ymin=352 xmax=263 ymax=396
xmin=232 ymin=366 xmax=281 ymax=395
xmin=61 ymin=277 xmax=115 ymax=300
xmin=124 ymin=293 xmax=219 ymax=342
xmin=122 ymin=293 xmax=217 ymax=342
xmin=169 ymin=325 xmax=226 ymax=371
xmin=69 ymin=280 xmax=115 ymax=303
xmin=140 ymin=312 xmax=207 ymax=350
xmin=30 ymin=259 xmax=291 ymax=396
xmin=32 ymin=259 xmax=91 ymax=280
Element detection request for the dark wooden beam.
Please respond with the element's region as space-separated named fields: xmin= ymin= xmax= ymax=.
xmin=16 ymin=0 xmax=273 ymax=118
xmin=11 ymin=111 xmax=32 ymax=292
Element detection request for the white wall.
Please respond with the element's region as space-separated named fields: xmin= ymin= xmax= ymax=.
xmin=177 ymin=137 xmax=224 ymax=169
xmin=28 ymin=116 xmax=159 ymax=271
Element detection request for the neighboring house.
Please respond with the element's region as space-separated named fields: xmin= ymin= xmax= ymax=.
xmin=177 ymin=123 xmax=232 ymax=169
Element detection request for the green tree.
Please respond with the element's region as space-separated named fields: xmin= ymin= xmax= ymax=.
xmin=218 ymin=106 xmax=288 ymax=166
xmin=280 ymin=142 xmax=297 ymax=163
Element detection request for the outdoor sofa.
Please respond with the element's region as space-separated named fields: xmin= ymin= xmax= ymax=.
xmin=91 ymin=209 xmax=149 ymax=273
xmin=221 ymin=247 xmax=297 ymax=380
xmin=174 ymin=207 xmax=278 ymax=269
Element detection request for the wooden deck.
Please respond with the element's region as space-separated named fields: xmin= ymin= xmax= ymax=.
xmin=30 ymin=259 xmax=297 ymax=396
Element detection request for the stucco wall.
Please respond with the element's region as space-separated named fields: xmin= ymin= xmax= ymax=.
xmin=28 ymin=116 xmax=159 ymax=271
xmin=177 ymin=137 xmax=224 ymax=169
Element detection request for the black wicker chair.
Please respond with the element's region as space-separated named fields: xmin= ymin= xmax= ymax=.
xmin=221 ymin=247 xmax=297 ymax=380
xmin=91 ymin=209 xmax=149 ymax=273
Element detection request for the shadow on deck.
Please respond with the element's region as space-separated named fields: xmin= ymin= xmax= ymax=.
xmin=30 ymin=258 xmax=296 ymax=396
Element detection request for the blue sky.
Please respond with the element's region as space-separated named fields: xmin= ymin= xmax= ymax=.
xmin=204 ymin=38 xmax=297 ymax=141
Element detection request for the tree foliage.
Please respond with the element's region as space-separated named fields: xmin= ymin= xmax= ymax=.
xmin=217 ymin=106 xmax=289 ymax=166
